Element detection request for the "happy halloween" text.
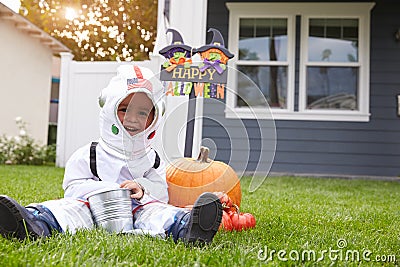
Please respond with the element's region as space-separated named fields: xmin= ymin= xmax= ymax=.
xmin=160 ymin=65 xmax=227 ymax=84
xmin=164 ymin=81 xmax=225 ymax=99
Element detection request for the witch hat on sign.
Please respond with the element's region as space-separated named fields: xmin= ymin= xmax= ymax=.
xmin=194 ymin=28 xmax=234 ymax=64
xmin=159 ymin=29 xmax=193 ymax=71
xmin=194 ymin=28 xmax=234 ymax=74
xmin=159 ymin=29 xmax=192 ymax=59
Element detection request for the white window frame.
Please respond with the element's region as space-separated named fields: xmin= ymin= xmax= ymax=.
xmin=226 ymin=2 xmax=375 ymax=122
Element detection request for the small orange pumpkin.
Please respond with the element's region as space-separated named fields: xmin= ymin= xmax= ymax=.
xmin=166 ymin=146 xmax=241 ymax=207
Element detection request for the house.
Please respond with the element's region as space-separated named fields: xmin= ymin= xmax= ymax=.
xmin=0 ymin=3 xmax=69 ymax=145
xmin=56 ymin=0 xmax=400 ymax=179
xmin=200 ymin=0 xmax=400 ymax=177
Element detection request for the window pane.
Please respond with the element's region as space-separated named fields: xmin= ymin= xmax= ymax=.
xmin=239 ymin=18 xmax=287 ymax=61
xmin=306 ymin=67 xmax=358 ymax=110
xmin=308 ymin=19 xmax=358 ymax=62
xmin=236 ymin=65 xmax=287 ymax=108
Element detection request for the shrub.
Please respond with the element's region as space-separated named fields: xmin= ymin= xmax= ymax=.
xmin=0 ymin=117 xmax=56 ymax=165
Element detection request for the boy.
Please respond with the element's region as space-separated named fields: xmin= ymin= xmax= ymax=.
xmin=0 ymin=65 xmax=222 ymax=244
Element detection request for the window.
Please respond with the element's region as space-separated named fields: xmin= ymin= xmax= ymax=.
xmin=238 ymin=18 xmax=289 ymax=109
xmin=226 ymin=3 xmax=375 ymax=121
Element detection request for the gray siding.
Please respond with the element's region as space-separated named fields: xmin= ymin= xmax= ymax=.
xmin=202 ymin=0 xmax=400 ymax=177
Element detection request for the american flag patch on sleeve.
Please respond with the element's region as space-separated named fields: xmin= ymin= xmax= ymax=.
xmin=127 ymin=78 xmax=139 ymax=89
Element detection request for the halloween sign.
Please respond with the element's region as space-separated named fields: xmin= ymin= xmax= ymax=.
xmin=159 ymin=28 xmax=234 ymax=99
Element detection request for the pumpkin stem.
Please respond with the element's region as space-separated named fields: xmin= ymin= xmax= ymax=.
xmin=196 ymin=146 xmax=211 ymax=163
xmin=233 ymin=204 xmax=240 ymax=214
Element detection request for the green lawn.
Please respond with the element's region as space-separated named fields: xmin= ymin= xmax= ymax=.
xmin=0 ymin=165 xmax=399 ymax=266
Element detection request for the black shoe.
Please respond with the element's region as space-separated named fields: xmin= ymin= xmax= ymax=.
xmin=172 ymin=192 xmax=222 ymax=244
xmin=0 ymin=195 xmax=51 ymax=240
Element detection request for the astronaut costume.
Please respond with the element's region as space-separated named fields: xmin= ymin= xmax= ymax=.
xmin=47 ymin=64 xmax=174 ymax=236
xmin=0 ymin=65 xmax=222 ymax=244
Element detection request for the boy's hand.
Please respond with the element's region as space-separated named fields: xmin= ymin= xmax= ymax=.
xmin=120 ymin=180 xmax=144 ymax=200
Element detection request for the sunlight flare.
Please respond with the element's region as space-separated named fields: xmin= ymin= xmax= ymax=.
xmin=65 ymin=7 xmax=77 ymax=20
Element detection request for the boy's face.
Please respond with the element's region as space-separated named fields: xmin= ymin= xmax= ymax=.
xmin=117 ymin=92 xmax=154 ymax=136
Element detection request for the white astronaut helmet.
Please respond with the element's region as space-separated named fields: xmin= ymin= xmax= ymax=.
xmin=98 ymin=64 xmax=164 ymax=159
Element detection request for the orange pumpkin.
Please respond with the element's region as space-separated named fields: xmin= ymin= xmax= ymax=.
xmin=166 ymin=146 xmax=241 ymax=207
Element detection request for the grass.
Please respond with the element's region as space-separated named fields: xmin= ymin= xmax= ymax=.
xmin=0 ymin=165 xmax=399 ymax=266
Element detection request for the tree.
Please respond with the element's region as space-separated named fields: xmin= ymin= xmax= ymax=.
xmin=20 ymin=0 xmax=157 ymax=61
